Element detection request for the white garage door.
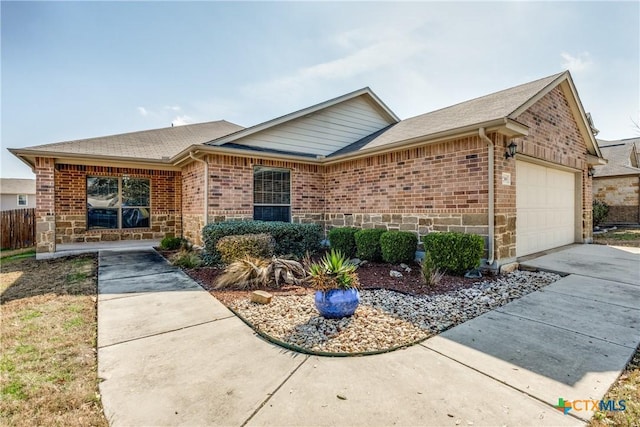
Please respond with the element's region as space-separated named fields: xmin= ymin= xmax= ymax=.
xmin=516 ymin=161 xmax=576 ymax=257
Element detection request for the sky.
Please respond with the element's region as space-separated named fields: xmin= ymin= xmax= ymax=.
xmin=2 ymin=1 xmax=639 ymax=179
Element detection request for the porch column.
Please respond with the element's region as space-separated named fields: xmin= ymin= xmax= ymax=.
xmin=35 ymin=157 xmax=56 ymax=254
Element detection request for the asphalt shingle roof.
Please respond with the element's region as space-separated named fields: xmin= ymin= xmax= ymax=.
xmin=12 ymin=72 xmax=581 ymax=164
xmin=17 ymin=120 xmax=244 ymax=160
xmin=334 ymin=73 xmax=564 ymax=155
xmin=594 ymin=138 xmax=640 ymax=177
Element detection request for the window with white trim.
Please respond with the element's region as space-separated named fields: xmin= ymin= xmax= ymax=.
xmin=253 ymin=166 xmax=291 ymax=222
xmin=17 ymin=194 xmax=28 ymax=206
xmin=87 ymin=177 xmax=150 ymax=229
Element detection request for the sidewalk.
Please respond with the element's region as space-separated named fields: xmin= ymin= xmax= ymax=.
xmin=97 ymin=246 xmax=639 ymax=426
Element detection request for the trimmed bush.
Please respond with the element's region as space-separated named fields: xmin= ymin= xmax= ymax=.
xmin=422 ymin=232 xmax=484 ymax=275
xmin=202 ymin=221 xmax=322 ymax=265
xmin=216 ymin=233 xmax=275 ymax=265
xmin=328 ymin=227 xmax=359 ymax=258
xmin=160 ymin=235 xmax=183 ymax=250
xmin=380 ymin=231 xmax=418 ymax=264
xmin=593 ymin=200 xmax=609 ymax=226
xmin=354 ymin=228 xmax=386 ymax=261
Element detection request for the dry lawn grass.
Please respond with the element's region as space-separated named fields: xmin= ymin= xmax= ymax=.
xmin=590 ymin=345 xmax=640 ymax=426
xmin=0 ymin=254 xmax=107 ymax=427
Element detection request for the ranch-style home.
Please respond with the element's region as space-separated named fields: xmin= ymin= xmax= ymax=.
xmin=9 ymin=71 xmax=605 ymax=269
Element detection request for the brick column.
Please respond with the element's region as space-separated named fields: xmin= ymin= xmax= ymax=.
xmin=35 ymin=157 xmax=56 ymax=254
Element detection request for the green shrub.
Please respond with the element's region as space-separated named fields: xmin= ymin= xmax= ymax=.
xmin=421 ymin=251 xmax=443 ymax=287
xmin=354 ymin=228 xmax=386 ymax=261
xmin=422 ymin=232 xmax=484 ymax=275
xmin=380 ymin=231 xmax=418 ymax=264
xmin=170 ymin=250 xmax=203 ymax=269
xmin=202 ymin=221 xmax=322 ymax=265
xmin=216 ymin=233 xmax=275 ymax=265
xmin=328 ymin=227 xmax=359 ymax=258
xmin=160 ymin=235 xmax=183 ymax=250
xmin=593 ymin=200 xmax=609 ymax=226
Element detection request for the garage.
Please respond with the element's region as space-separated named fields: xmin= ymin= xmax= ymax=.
xmin=516 ymin=160 xmax=577 ymax=257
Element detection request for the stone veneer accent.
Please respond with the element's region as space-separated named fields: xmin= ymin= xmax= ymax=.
xmin=593 ymin=175 xmax=640 ymax=224
xmin=325 ymin=212 xmax=489 ymax=254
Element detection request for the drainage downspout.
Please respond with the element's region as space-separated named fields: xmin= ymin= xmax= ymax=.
xmin=189 ymin=152 xmax=209 ymax=227
xmin=478 ymin=128 xmax=495 ymax=266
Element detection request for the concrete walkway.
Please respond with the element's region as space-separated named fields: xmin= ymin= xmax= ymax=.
xmin=97 ymin=245 xmax=640 ymax=426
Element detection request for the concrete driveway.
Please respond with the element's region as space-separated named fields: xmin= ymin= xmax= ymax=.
xmin=520 ymin=244 xmax=640 ymax=285
xmin=97 ymin=244 xmax=639 ymax=426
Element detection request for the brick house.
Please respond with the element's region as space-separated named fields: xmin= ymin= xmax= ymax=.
xmin=9 ymin=71 xmax=605 ymax=268
xmin=593 ymin=138 xmax=640 ymax=225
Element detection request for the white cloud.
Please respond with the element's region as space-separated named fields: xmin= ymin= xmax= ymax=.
xmin=137 ymin=106 xmax=148 ymax=116
xmin=171 ymin=115 xmax=194 ymax=126
xmin=244 ymin=26 xmax=427 ymax=103
xmin=164 ymin=105 xmax=181 ymax=111
xmin=561 ymin=52 xmax=593 ymax=72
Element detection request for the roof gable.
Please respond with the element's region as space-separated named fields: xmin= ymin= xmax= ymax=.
xmin=330 ymin=71 xmax=602 ymax=160
xmin=208 ymin=88 xmax=399 ymax=157
xmin=509 ymin=72 xmax=601 ymax=158
xmin=333 ymin=72 xmax=564 ymax=155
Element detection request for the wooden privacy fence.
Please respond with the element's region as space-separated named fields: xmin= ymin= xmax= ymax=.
xmin=1 ymin=208 xmax=36 ymax=250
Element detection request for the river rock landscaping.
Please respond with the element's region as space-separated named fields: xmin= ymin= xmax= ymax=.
xmin=186 ymin=262 xmax=560 ymax=354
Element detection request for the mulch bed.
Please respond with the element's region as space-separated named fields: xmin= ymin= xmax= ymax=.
xmin=180 ymin=258 xmax=497 ymax=307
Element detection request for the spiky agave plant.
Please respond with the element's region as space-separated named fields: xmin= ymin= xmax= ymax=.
xmin=308 ymin=249 xmax=359 ymax=291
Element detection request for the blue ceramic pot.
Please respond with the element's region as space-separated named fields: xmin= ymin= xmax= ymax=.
xmin=314 ymin=288 xmax=360 ymax=319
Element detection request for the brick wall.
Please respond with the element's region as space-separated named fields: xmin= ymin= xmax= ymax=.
xmin=35 ymin=157 xmax=56 ymax=253
xmin=180 ymin=154 xmax=326 ymax=245
xmin=511 ymin=85 xmax=592 ymax=250
xmin=323 ymin=136 xmax=492 ymax=254
xmin=325 ymin=137 xmax=489 ymax=213
xmin=593 ymin=176 xmax=640 ymax=224
xmin=53 ymin=164 xmax=181 ymax=244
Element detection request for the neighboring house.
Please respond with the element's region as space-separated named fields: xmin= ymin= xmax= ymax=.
xmin=0 ymin=178 xmax=36 ymax=211
xmin=593 ymin=138 xmax=640 ymax=225
xmin=9 ymin=71 xmax=605 ymax=269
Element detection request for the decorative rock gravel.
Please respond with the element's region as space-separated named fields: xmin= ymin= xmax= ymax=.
xmin=230 ymin=270 xmax=560 ymax=354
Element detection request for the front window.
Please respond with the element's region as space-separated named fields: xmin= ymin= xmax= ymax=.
xmin=17 ymin=194 xmax=27 ymax=206
xmin=253 ymin=166 xmax=290 ymax=222
xmin=87 ymin=177 xmax=150 ymax=229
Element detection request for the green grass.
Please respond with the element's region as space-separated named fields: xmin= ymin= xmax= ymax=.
xmin=66 ymin=272 xmax=89 ymax=283
xmin=593 ymin=228 xmax=640 ymax=248
xmin=607 ymin=232 xmax=638 ymax=241
xmin=0 ymin=249 xmax=36 ymax=262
